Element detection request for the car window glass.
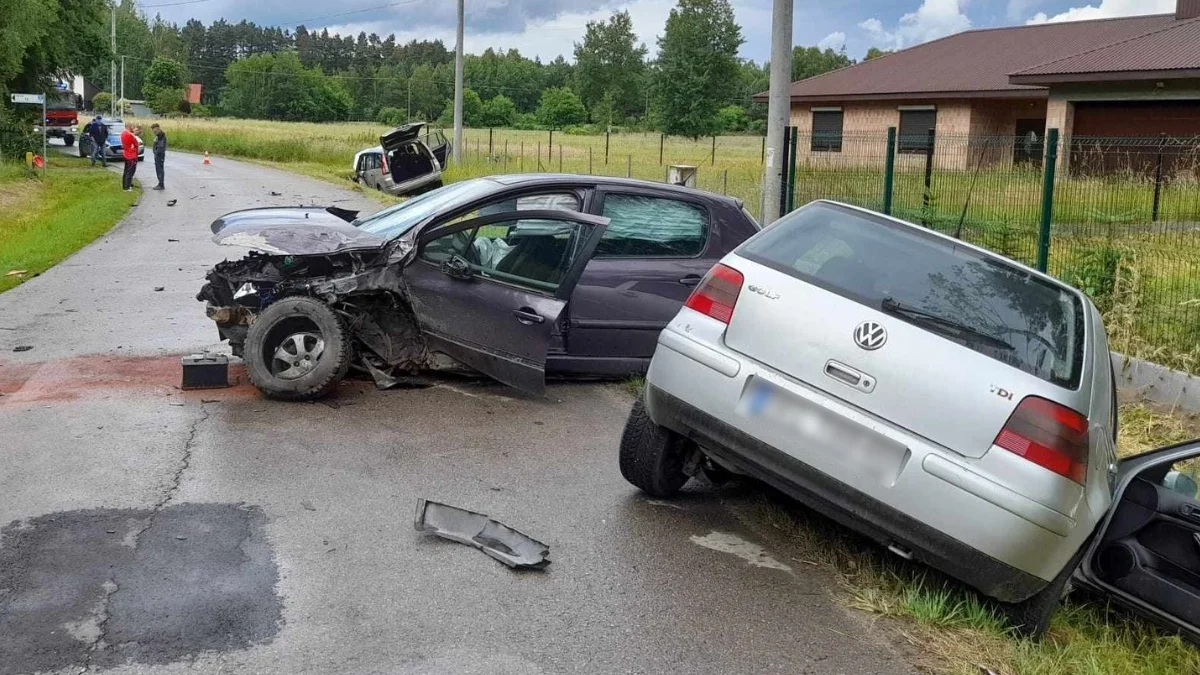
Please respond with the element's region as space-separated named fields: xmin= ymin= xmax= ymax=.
xmin=596 ymin=194 xmax=707 ymax=257
xmin=355 ymin=179 xmax=499 ymax=238
xmin=420 ymin=218 xmax=586 ymax=294
xmin=739 ymin=203 xmax=1084 ymax=388
xmin=441 ymin=192 xmax=581 ymax=229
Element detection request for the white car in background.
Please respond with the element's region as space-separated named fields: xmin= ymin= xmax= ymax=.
xmin=352 ymin=122 xmax=449 ymax=196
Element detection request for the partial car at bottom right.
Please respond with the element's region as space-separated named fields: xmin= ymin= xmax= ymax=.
xmin=621 ymin=199 xmax=1200 ymax=641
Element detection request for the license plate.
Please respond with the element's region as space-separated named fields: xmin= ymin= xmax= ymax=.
xmin=738 ymin=377 xmax=906 ymax=485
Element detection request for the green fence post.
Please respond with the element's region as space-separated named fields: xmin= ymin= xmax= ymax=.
xmin=883 ymin=127 xmax=897 ymax=215
xmin=786 ymin=126 xmax=798 ymax=213
xmin=1036 ymin=128 xmax=1060 ymax=273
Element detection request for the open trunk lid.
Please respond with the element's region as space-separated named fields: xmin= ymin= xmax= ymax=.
xmin=380 ymin=122 xmax=427 ymax=153
xmin=721 ymin=203 xmax=1087 ymax=459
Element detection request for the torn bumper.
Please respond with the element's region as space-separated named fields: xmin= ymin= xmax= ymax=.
xmin=414 ymin=499 xmax=550 ymax=570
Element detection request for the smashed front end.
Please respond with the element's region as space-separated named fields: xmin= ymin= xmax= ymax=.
xmin=197 ymin=207 xmax=436 ymax=387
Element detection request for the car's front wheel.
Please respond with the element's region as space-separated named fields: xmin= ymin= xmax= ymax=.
xmin=619 ymin=397 xmax=692 ymax=497
xmin=244 ymin=296 xmax=351 ymax=401
xmin=64 ymin=135 xmax=75 ymax=147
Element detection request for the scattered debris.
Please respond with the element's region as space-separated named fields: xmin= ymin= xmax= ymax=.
xmin=174 ymin=536 xmax=187 ymax=541
xmin=167 ymin=199 xmax=177 ymax=207
xmin=181 ymin=354 xmax=230 ymax=390
xmin=414 ymin=499 xmax=550 ymax=570
xmin=269 ymin=191 xmax=282 ymax=196
xmin=12 ymin=346 xmax=32 ymax=352
xmin=167 ymin=238 xmax=179 ymax=242
xmin=154 ymin=287 xmax=165 ymax=292
xmin=301 ymin=501 xmax=316 ymax=512
xmin=5 ymin=270 xmax=26 ymax=277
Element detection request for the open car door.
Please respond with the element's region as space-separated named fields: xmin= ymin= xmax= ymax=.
xmin=402 ymin=209 xmax=608 ymax=395
xmin=1076 ymin=440 xmax=1200 ymax=642
xmin=426 ymin=129 xmax=450 ymax=168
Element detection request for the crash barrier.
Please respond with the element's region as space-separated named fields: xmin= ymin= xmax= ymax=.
xmin=1114 ymin=353 xmax=1200 ymax=414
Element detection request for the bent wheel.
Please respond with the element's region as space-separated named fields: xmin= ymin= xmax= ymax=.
xmin=244 ymin=297 xmax=350 ymax=401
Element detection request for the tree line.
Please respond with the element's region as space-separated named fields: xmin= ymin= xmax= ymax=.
xmin=3 ymin=0 xmax=878 ymax=150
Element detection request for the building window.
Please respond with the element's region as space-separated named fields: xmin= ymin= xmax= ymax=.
xmin=811 ymin=109 xmax=843 ymax=152
xmin=898 ymin=108 xmax=937 ymax=154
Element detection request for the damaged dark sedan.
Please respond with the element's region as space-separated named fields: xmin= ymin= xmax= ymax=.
xmin=197 ymin=175 xmax=760 ymax=400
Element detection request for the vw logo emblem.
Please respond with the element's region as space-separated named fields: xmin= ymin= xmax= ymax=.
xmin=853 ymin=321 xmax=887 ymax=351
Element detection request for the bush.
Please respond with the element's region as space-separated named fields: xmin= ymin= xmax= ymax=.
xmin=376 ymin=106 xmax=406 ymax=126
xmin=715 ymin=105 xmax=749 ymax=133
xmin=0 ymin=106 xmax=39 ymax=160
xmin=190 ymin=104 xmax=216 ymax=117
xmin=147 ymin=87 xmax=186 ymax=115
xmin=480 ymin=95 xmax=517 ymax=128
xmin=512 ymin=112 xmax=542 ymax=130
xmin=1067 ymin=245 xmax=1131 ymax=311
xmin=563 ymin=124 xmax=603 ymax=135
xmin=91 ymin=92 xmax=113 ymax=114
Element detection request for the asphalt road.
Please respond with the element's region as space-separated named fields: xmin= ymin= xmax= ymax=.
xmin=0 ymin=147 xmax=915 ymax=674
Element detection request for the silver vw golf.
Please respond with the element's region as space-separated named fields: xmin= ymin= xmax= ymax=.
xmin=621 ymin=200 xmax=1120 ymax=635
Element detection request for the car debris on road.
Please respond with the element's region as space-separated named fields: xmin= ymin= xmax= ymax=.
xmin=414 ymin=499 xmax=549 ymax=570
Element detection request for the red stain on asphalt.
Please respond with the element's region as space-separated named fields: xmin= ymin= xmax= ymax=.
xmin=0 ymin=354 xmax=258 ymax=405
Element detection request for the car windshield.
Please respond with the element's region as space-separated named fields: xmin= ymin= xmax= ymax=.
xmin=107 ymin=122 xmax=125 ymax=134
xmin=739 ymin=202 xmax=1085 ymax=388
xmin=354 ymin=179 xmax=500 ymax=239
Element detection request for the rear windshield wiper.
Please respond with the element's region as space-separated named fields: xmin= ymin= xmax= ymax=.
xmin=880 ymin=298 xmax=1015 ymax=352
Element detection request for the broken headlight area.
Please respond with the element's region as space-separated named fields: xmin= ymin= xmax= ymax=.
xmin=197 ymin=250 xmax=439 ymax=387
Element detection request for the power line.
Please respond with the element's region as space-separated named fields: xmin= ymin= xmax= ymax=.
xmin=140 ymin=0 xmax=214 ymax=8
xmin=293 ymin=0 xmax=426 ymax=27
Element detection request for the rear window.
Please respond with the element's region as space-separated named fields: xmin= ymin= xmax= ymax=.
xmin=739 ymin=202 xmax=1085 ymax=388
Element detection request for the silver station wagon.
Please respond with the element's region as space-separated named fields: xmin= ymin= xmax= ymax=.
xmin=622 ymin=200 xmax=1200 ymax=640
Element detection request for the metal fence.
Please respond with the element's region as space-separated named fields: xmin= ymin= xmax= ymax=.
xmin=451 ymin=127 xmax=1200 ymax=370
xmin=775 ymin=128 xmax=1200 ymax=369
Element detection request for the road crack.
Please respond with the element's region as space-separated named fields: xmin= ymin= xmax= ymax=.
xmin=77 ymin=404 xmax=210 ymax=672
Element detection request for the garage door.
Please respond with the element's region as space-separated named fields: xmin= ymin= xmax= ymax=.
xmin=1074 ymin=101 xmax=1200 ymax=138
xmin=1071 ymin=101 xmax=1200 ymax=175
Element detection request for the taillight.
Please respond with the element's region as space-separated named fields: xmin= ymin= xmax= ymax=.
xmin=381 ymin=153 xmax=389 ymax=174
xmin=684 ymin=264 xmax=744 ymax=324
xmin=994 ymin=397 xmax=1089 ymax=484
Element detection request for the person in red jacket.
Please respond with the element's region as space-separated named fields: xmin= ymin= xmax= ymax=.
xmin=120 ymin=124 xmax=140 ymax=192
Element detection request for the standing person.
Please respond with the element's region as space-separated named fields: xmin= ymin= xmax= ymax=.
xmin=88 ymin=116 xmax=108 ymax=167
xmin=150 ymin=123 xmax=167 ymax=190
xmin=120 ymin=124 xmax=140 ymax=192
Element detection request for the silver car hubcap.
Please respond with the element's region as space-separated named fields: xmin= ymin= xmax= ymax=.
xmin=271 ymin=332 xmax=325 ymax=380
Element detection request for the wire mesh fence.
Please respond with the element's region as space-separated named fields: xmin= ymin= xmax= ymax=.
xmin=450 ymin=126 xmax=1200 ymax=371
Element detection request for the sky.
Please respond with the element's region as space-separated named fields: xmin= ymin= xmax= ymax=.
xmin=141 ymin=0 xmax=1181 ymax=63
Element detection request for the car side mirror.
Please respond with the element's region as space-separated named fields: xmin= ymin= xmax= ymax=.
xmin=1163 ymin=471 xmax=1200 ymax=500
xmin=441 ymin=255 xmax=474 ymax=281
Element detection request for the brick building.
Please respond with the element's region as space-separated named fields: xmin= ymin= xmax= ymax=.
xmin=761 ymin=1 xmax=1200 ymax=170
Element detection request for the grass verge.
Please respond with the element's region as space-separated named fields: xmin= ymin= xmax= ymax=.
xmin=748 ymin=401 xmax=1200 ymax=675
xmin=0 ymin=157 xmax=137 ymax=293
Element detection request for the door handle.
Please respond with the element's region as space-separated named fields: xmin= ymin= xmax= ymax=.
xmin=513 ymin=308 xmax=545 ymax=325
xmin=679 ymin=275 xmax=704 ymax=287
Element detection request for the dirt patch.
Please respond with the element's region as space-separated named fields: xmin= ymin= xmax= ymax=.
xmin=0 ymin=177 xmax=41 ymax=212
xmin=0 ymin=354 xmax=258 ymax=406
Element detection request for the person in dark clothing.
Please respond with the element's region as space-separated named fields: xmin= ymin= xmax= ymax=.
xmin=150 ymin=123 xmax=167 ymax=190
xmin=87 ymin=116 xmax=108 ymax=167
xmin=121 ymin=124 xmax=140 ymax=192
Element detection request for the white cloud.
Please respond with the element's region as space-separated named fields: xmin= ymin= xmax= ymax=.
xmin=1007 ymin=0 xmax=1043 ymax=21
xmin=817 ymin=31 xmax=847 ymax=50
xmin=858 ymin=0 xmax=971 ymax=50
xmin=1026 ymin=0 xmax=1175 ymax=24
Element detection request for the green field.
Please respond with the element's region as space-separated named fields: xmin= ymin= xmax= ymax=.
xmin=0 ymin=158 xmax=138 ymax=294
xmin=140 ymin=117 xmax=1200 ymax=371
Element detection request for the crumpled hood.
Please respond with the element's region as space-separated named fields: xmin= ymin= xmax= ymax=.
xmin=210 ymin=207 xmax=384 ymax=255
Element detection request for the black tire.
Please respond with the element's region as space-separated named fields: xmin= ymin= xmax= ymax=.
xmin=618 ymin=397 xmax=691 ymax=497
xmin=997 ymin=535 xmax=1091 ymax=639
xmin=244 ymin=296 xmax=351 ymax=401
xmin=78 ymin=141 xmax=86 ymax=158
xmin=64 ymin=135 xmax=75 ymax=147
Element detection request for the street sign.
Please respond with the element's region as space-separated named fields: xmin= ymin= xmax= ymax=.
xmin=11 ymin=93 xmax=48 ymax=177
